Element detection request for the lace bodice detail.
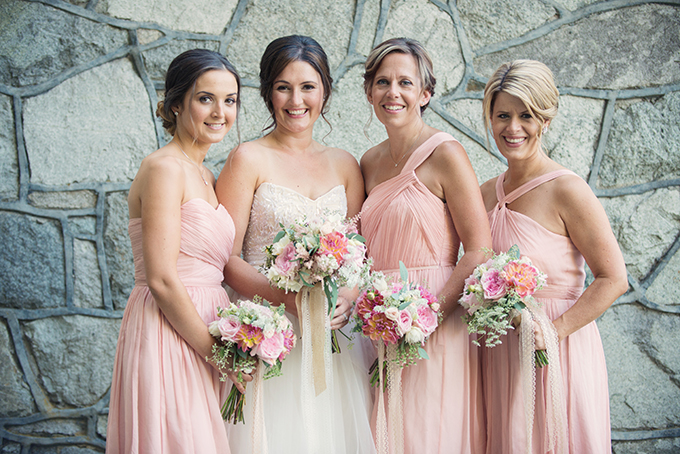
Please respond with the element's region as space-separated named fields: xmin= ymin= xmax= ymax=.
xmin=242 ymin=182 xmax=347 ymax=267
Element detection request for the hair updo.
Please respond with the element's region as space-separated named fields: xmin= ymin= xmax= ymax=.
xmin=156 ymin=49 xmax=241 ymax=136
xmin=482 ymin=59 xmax=559 ymax=143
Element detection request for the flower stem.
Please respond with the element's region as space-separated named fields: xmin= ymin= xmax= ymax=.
xmin=222 ymin=385 xmax=246 ymax=424
xmin=535 ymin=350 xmax=549 ymax=368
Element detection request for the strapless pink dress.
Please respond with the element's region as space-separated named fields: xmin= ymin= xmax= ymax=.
xmin=484 ymin=170 xmax=611 ymax=453
xmin=106 ymin=199 xmax=234 ymax=454
xmin=361 ymin=132 xmax=486 ymax=454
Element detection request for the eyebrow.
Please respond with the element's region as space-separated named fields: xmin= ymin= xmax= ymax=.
xmin=196 ymin=90 xmax=238 ymax=97
xmin=273 ymin=80 xmax=318 ymax=85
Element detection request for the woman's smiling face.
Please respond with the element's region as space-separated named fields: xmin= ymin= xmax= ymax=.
xmin=491 ymin=91 xmax=546 ymax=161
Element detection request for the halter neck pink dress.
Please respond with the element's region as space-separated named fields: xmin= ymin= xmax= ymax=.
xmin=361 ymin=132 xmax=485 ymax=454
xmin=484 ymin=169 xmax=611 ymax=453
xmin=106 ymin=199 xmax=234 ymax=454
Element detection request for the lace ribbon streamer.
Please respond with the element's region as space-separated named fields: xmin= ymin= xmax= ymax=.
xmin=517 ymin=306 xmax=568 ymax=454
xmin=250 ymin=358 xmax=267 ymax=454
xmin=297 ymin=283 xmax=335 ymax=452
xmin=374 ymin=343 xmax=404 ymax=454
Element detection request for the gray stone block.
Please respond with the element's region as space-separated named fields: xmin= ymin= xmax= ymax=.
xmin=0 ymin=319 xmax=35 ymax=418
xmin=103 ymin=0 xmax=238 ymax=35
xmin=7 ymin=418 xmax=86 ymax=437
xmin=103 ymin=192 xmax=132 ymax=310
xmin=0 ymin=94 xmax=17 ymax=201
xmin=226 ymin=0 xmax=354 ymax=81
xmin=142 ymin=40 xmax=220 ymax=83
xmin=73 ymin=239 xmax=103 ymax=309
xmin=599 ymin=92 xmax=680 ymax=189
xmin=22 ymin=315 xmax=121 ymax=408
xmin=458 ymin=0 xmax=556 ymax=51
xmin=0 ymin=1 xmax=127 ymax=87
xmin=646 ymin=249 xmax=680 ymax=306
xmin=599 ymin=304 xmax=680 ymax=429
xmin=474 ymin=4 xmax=680 ymax=90
xmin=0 ymin=212 xmax=65 ymax=309
xmin=23 ymin=58 xmax=156 ymax=186
xmin=28 ymin=191 xmax=98 ymax=210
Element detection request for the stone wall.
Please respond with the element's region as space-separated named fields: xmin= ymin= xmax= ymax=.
xmin=0 ymin=0 xmax=678 ymax=452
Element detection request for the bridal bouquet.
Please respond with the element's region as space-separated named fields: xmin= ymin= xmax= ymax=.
xmin=261 ymin=213 xmax=371 ymax=351
xmin=459 ymin=245 xmax=549 ymax=366
xmin=353 ymin=262 xmax=442 ymax=387
xmin=209 ymin=298 xmax=296 ymax=424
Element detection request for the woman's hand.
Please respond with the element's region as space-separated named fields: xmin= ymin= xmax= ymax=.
xmin=533 ymin=320 xmax=546 ymax=351
xmin=330 ymin=287 xmax=357 ymax=330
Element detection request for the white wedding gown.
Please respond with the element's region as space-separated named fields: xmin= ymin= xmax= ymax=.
xmin=226 ymin=182 xmax=376 ymax=454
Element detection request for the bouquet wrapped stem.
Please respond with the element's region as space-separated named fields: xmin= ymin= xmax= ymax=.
xmin=208 ymin=298 xmax=295 ymax=424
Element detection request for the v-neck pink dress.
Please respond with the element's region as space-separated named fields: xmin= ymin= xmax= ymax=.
xmin=106 ymin=199 xmax=234 ymax=454
xmin=484 ymin=170 xmax=611 ymax=453
xmin=361 ymin=132 xmax=486 ymax=454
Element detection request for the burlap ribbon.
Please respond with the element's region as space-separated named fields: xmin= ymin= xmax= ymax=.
xmin=517 ymin=306 xmax=567 ymax=454
xmin=295 ymin=283 xmax=328 ymax=396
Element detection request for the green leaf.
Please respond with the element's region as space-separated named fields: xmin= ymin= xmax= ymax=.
xmin=513 ymin=302 xmax=526 ymax=311
xmin=418 ymin=347 xmax=429 ymax=360
xmin=508 ymin=244 xmax=520 ymax=260
xmin=347 ymin=232 xmax=366 ymax=243
xmin=236 ymin=348 xmax=248 ymax=359
xmin=299 ymin=271 xmax=315 ymax=288
xmin=324 ymin=279 xmax=339 ymax=318
xmin=399 ymin=261 xmax=408 ymax=282
xmin=398 ymin=301 xmax=412 ymax=311
xmin=273 ymin=230 xmax=286 ymax=243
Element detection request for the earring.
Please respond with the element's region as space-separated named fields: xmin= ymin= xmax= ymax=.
xmin=542 ymin=126 xmax=547 ymax=134
xmin=174 ymin=111 xmax=178 ymax=116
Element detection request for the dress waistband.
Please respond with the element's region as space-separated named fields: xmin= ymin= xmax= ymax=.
xmin=134 ymin=280 xmax=224 ymax=289
xmin=381 ymin=264 xmax=453 ymax=274
xmin=533 ymin=284 xmax=583 ymax=300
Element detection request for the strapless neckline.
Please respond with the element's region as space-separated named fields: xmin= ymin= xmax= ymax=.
xmin=258 ymin=182 xmax=345 ymax=202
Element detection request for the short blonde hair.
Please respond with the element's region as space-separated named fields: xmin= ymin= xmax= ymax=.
xmin=483 ymin=60 xmax=559 ymax=144
xmin=363 ymin=38 xmax=436 ymax=114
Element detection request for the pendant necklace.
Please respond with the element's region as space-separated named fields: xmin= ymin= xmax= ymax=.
xmin=389 ymin=124 xmax=425 ymax=167
xmin=174 ymin=141 xmax=209 ymax=186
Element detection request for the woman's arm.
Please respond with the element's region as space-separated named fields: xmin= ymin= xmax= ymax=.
xmin=550 ymin=176 xmax=628 ymax=341
xmin=215 ymin=144 xmax=297 ymax=314
xmin=428 ymin=140 xmax=493 ymax=319
xmin=136 ymin=156 xmax=250 ymax=390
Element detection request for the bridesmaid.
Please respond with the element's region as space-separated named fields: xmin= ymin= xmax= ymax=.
xmin=106 ymin=49 xmax=246 ymax=453
xmin=479 ymin=60 xmax=628 ymax=453
xmin=360 ymin=38 xmax=491 ymax=453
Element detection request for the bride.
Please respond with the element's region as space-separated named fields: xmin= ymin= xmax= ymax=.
xmin=215 ymin=35 xmax=375 ymax=454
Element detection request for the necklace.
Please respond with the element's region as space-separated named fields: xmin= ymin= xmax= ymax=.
xmin=174 ymin=141 xmax=208 ymax=186
xmin=389 ymin=125 xmax=424 ymax=167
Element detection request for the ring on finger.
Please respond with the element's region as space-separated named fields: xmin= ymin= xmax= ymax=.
xmin=342 ymin=313 xmax=348 ymax=322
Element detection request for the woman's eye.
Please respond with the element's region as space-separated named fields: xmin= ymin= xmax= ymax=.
xmin=226 ymin=97 xmax=236 ymax=105
xmin=303 ymin=84 xmax=316 ymax=90
xmin=376 ymin=79 xmax=388 ymax=85
xmin=401 ymin=80 xmax=413 ymax=86
xmin=275 ymin=85 xmax=289 ymax=91
xmin=200 ymin=96 xmax=212 ymax=103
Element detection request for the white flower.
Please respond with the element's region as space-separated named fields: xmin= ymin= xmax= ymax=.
xmin=271 ymin=236 xmax=291 ymax=256
xmin=208 ymin=320 xmax=222 ymax=338
xmin=373 ymin=275 xmax=389 ymax=294
xmin=404 ymin=326 xmax=425 ymax=344
xmin=384 ymin=306 xmax=399 ymax=321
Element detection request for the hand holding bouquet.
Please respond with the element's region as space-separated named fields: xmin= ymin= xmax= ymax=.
xmin=262 ymin=213 xmax=371 ymax=352
xmin=208 ymin=298 xmax=296 ymax=424
xmin=459 ymin=245 xmax=549 ymax=366
xmin=353 ymin=262 xmax=442 ymax=387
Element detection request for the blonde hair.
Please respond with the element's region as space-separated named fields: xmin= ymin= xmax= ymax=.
xmin=482 ymin=60 xmax=559 ymax=148
xmin=363 ymin=38 xmax=436 ymax=113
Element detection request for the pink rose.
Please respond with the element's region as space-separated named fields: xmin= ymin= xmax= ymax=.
xmin=395 ymin=309 xmax=413 ymax=336
xmin=217 ymin=316 xmax=241 ymax=342
xmin=415 ymin=305 xmax=438 ymax=336
xmin=274 ymin=242 xmax=297 ymax=275
xmin=481 ymin=268 xmax=507 ymax=300
xmin=252 ymin=332 xmax=285 ymax=366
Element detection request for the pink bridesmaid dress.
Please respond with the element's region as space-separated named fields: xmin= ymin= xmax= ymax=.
xmin=106 ymin=199 xmax=234 ymax=454
xmin=484 ymin=169 xmax=611 ymax=453
xmin=361 ymin=132 xmax=486 ymax=454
